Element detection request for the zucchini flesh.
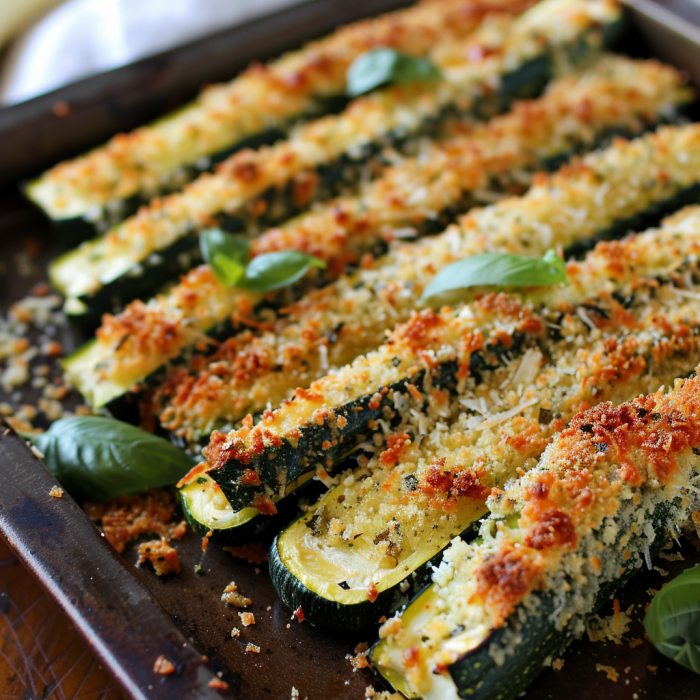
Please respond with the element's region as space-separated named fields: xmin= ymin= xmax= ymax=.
xmin=26 ymin=0 xmax=518 ymax=238
xmin=203 ymin=125 xmax=700 ymax=506
xmin=51 ymin=0 xmax=621 ymax=317
xmin=64 ymin=53 xmax=686 ymax=420
xmin=371 ymin=375 xmax=700 ymax=700
xmin=268 ymin=270 xmax=700 ymax=630
xmin=179 ymin=471 xmax=321 ymax=544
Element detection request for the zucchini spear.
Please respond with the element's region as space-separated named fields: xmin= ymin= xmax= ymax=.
xmin=64 ymin=53 xmax=687 ymax=422
xmin=202 ymin=126 xmax=700 ymax=504
xmin=372 ymin=368 xmax=700 ymax=700
xmin=51 ymin=0 xmax=621 ymax=319
xmin=26 ymin=0 xmax=527 ymax=242
xmin=265 ymin=217 xmax=700 ymax=630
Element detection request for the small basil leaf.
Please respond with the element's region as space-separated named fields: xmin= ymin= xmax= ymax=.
xmin=644 ymin=564 xmax=700 ymax=675
xmin=422 ymin=249 xmax=568 ymax=302
xmin=346 ymin=48 xmax=442 ymax=97
xmin=200 ymin=228 xmax=251 ymax=286
xmin=240 ymin=251 xmax=326 ymax=293
xmin=23 ymin=416 xmax=196 ymax=503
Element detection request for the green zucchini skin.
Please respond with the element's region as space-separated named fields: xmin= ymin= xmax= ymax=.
xmin=63 ymin=56 xmax=557 ymax=322
xmin=209 ymin=331 xmax=525 ymax=510
xmin=442 ymin=501 xmax=676 ymax=700
xmin=180 ymin=475 xmax=325 ymax=545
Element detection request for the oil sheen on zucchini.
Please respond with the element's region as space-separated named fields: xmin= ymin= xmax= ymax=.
xmin=64 ymin=55 xmax=690 ymax=421
xmin=266 ymin=226 xmax=700 ymax=630
xmin=51 ymin=0 xmax=621 ymax=319
xmin=26 ymin=0 xmax=517 ymax=242
xmin=371 ymin=373 xmax=700 ymax=700
xmin=179 ymin=471 xmax=321 ymax=544
xmin=204 ymin=125 xmax=700 ymax=508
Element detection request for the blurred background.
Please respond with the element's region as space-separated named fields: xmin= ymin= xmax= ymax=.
xmin=0 ymin=0 xmax=304 ymax=105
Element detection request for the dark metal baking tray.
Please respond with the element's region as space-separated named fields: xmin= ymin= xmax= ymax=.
xmin=2 ymin=1 xmax=700 ymax=698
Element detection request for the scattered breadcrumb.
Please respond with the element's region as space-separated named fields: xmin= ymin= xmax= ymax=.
xmin=245 ymin=643 xmax=261 ymax=654
xmin=153 ymin=655 xmax=175 ymax=675
xmin=137 ymin=538 xmax=181 ymax=576
xmin=596 ymin=664 xmax=620 ymax=682
xmin=346 ymin=642 xmax=369 ymax=671
xmin=552 ymin=659 xmax=564 ymax=671
xmin=231 ymin=627 xmax=240 ymax=638
xmin=221 ymin=581 xmax=251 ymax=607
xmin=399 ymin=580 xmax=410 ymax=593
xmin=653 ymin=566 xmax=669 ymax=576
xmin=647 ymin=665 xmax=658 ymax=673
xmin=223 ymin=542 xmax=268 ymax=564
xmin=29 ymin=445 xmax=44 ymax=459
xmin=365 ymin=686 xmax=376 ymax=698
xmin=659 ymin=551 xmax=685 ymax=562
xmin=586 ymin=599 xmax=631 ymax=645
xmin=208 ymin=678 xmax=228 ymax=690
xmin=629 ymin=638 xmax=644 ymax=649
xmin=239 ymin=612 xmax=255 ymax=626
xmin=49 ymin=486 xmax=64 ymax=498
xmin=84 ymin=489 xmax=185 ymax=553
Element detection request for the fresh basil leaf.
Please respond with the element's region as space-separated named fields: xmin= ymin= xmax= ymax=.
xmin=23 ymin=416 xmax=196 ymax=503
xmin=644 ymin=564 xmax=700 ymax=675
xmin=422 ymin=249 xmax=568 ymax=302
xmin=240 ymin=251 xmax=326 ymax=293
xmin=346 ymin=48 xmax=442 ymax=97
xmin=200 ymin=228 xmax=251 ymax=286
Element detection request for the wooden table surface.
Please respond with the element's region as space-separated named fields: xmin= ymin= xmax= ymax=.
xmin=0 ymin=535 xmax=123 ymax=700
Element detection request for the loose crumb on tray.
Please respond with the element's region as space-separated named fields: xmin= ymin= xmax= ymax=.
xmin=49 ymin=486 xmax=64 ymax=498
xmin=153 ymin=655 xmax=175 ymax=675
xmin=221 ymin=581 xmax=251 ymax=607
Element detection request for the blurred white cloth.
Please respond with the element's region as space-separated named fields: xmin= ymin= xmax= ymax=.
xmin=0 ymin=0 xmax=303 ymax=105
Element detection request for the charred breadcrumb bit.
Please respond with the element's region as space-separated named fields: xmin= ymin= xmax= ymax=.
xmin=245 ymin=643 xmax=261 ymax=654
xmin=153 ymin=655 xmax=175 ymax=675
xmin=223 ymin=542 xmax=268 ymax=563
xmin=208 ymin=678 xmax=228 ymax=690
xmin=84 ymin=489 xmax=184 ymax=553
xmin=137 ymin=538 xmax=181 ymax=576
xmin=221 ymin=582 xmax=251 ymax=607
xmin=49 ymin=486 xmax=64 ymax=498
xmin=239 ymin=612 xmax=255 ymax=626
xmin=596 ymin=664 xmax=620 ymax=682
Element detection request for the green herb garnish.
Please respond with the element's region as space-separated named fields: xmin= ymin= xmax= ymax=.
xmin=421 ymin=249 xmax=568 ymax=302
xmin=200 ymin=228 xmax=326 ymax=293
xmin=23 ymin=416 xmax=196 ymax=502
xmin=644 ymin=563 xmax=700 ymax=674
xmin=346 ymin=48 xmax=442 ymax=97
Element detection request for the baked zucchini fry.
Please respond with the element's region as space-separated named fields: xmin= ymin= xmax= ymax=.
xmin=268 ymin=271 xmax=700 ymax=630
xmin=179 ymin=471 xmax=324 ymax=544
xmin=51 ymin=0 xmax=621 ymax=318
xmin=199 ymin=124 xmax=700 ymax=497
xmin=65 ymin=53 xmax=684 ymax=421
xmin=245 ymin=54 xmax=693 ymax=269
xmin=26 ymin=0 xmax=527 ymax=242
xmin=372 ymin=372 xmax=700 ymax=700
xmin=147 ymin=119 xmax=700 ymax=444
